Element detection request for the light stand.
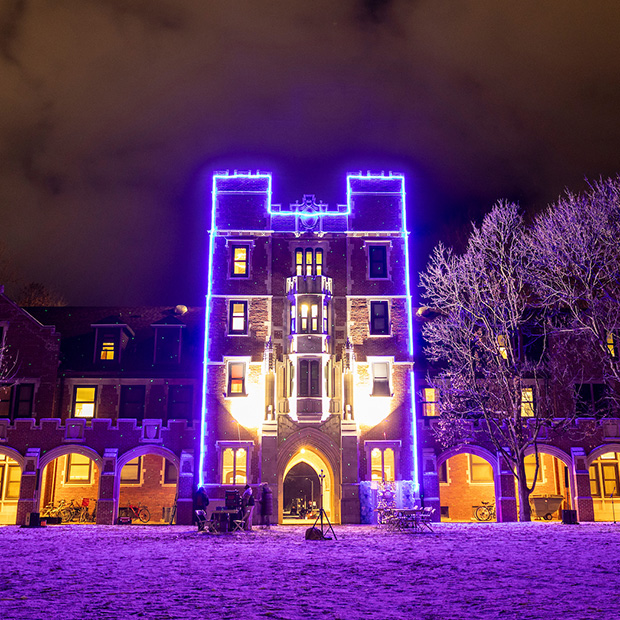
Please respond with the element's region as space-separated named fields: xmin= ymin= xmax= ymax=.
xmin=312 ymin=469 xmax=337 ymax=540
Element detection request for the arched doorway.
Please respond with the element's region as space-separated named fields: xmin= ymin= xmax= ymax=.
xmin=0 ymin=449 xmax=23 ymax=525
xmin=283 ymin=462 xmax=321 ymax=521
xmin=587 ymin=445 xmax=620 ymax=521
xmin=280 ymin=446 xmax=336 ymax=524
xmin=116 ymin=447 xmax=179 ymax=524
xmin=438 ymin=448 xmax=497 ymax=522
xmin=39 ymin=447 xmax=101 ymax=522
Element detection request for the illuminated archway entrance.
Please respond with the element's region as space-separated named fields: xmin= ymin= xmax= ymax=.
xmin=0 ymin=449 xmax=23 ymax=525
xmin=587 ymin=445 xmax=620 ymax=521
xmin=438 ymin=448 xmax=498 ymax=522
xmin=283 ymin=457 xmax=325 ymax=523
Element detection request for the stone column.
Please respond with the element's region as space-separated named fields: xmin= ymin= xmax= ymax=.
xmin=97 ymin=449 xmax=118 ymax=525
xmin=571 ymin=447 xmax=594 ymax=522
xmin=422 ymin=448 xmax=440 ymax=521
xmin=496 ymin=450 xmax=517 ymax=522
xmin=176 ymin=450 xmax=195 ymax=525
xmin=16 ymin=449 xmax=40 ymax=526
xmin=341 ymin=419 xmax=360 ymax=524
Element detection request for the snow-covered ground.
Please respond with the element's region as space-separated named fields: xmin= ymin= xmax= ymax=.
xmin=1 ymin=522 xmax=619 ymax=620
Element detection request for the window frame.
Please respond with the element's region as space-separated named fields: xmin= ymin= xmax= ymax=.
xmin=369 ymin=300 xmax=390 ymax=336
xmin=367 ymin=243 xmax=390 ymax=280
xmin=294 ymin=247 xmax=324 ymax=277
xmin=298 ymin=358 xmax=322 ymax=398
xmin=468 ymin=454 xmax=494 ymax=485
xmin=95 ymin=328 xmax=121 ymax=364
xmin=226 ymin=360 xmax=247 ymax=397
xmin=120 ymin=456 xmax=142 ymax=485
xmin=421 ymin=387 xmax=439 ymax=417
xmin=118 ymin=385 xmax=146 ymax=421
xmin=217 ymin=441 xmax=254 ymax=485
xmin=153 ymin=325 xmax=183 ymax=365
xmin=230 ymin=243 xmax=250 ymax=278
xmin=168 ymin=385 xmax=194 ymax=421
xmin=520 ymin=387 xmax=535 ymax=418
xmin=369 ymin=358 xmax=392 ymax=397
xmin=72 ymin=385 xmax=98 ymax=419
xmin=365 ymin=441 xmax=401 ymax=482
xmin=228 ymin=300 xmax=249 ymax=336
xmin=65 ymin=453 xmax=93 ymax=485
xmin=163 ymin=459 xmax=178 ymax=486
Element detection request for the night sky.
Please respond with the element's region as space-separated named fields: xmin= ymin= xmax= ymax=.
xmin=2 ymin=1 xmax=620 ymax=305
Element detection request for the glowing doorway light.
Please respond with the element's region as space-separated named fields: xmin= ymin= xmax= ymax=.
xmin=199 ymin=171 xmax=272 ymax=487
xmin=345 ymin=172 xmax=419 ymax=490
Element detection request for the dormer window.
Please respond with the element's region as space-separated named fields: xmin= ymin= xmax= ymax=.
xmin=92 ymin=320 xmax=134 ymax=366
xmin=100 ymin=340 xmax=116 ymax=361
xmin=154 ymin=325 xmax=183 ymax=364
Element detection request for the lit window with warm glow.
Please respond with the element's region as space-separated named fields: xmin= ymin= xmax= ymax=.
xmin=369 ymin=446 xmax=396 ymax=482
xmin=66 ymin=453 xmax=93 ymax=484
xmin=315 ymin=250 xmax=323 ymax=275
xmin=0 ymin=454 xmax=21 ymax=500
xmin=524 ymin=454 xmax=543 ymax=486
xmin=229 ymin=301 xmax=248 ymax=335
xmin=121 ymin=457 xmax=142 ymax=484
xmin=231 ymin=245 xmax=249 ymax=277
xmin=100 ymin=341 xmax=115 ymax=360
xmin=295 ymin=248 xmax=324 ymax=277
xmin=73 ymin=387 xmax=96 ymax=418
xmin=498 ymin=334 xmax=509 ymax=360
xmin=589 ymin=452 xmax=619 ymax=498
xmin=422 ymin=388 xmax=439 ymax=416
xmin=227 ymin=361 xmax=246 ymax=396
xmin=222 ymin=447 xmax=247 ymax=484
xmin=469 ymin=455 xmax=494 ymax=484
xmin=607 ymin=332 xmax=617 ymax=359
xmin=521 ymin=387 xmax=535 ymax=417
xmin=295 ymin=249 xmax=304 ymax=276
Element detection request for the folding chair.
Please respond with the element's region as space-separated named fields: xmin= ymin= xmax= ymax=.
xmin=419 ymin=507 xmax=435 ymax=532
xmin=195 ymin=510 xmax=207 ymax=531
xmin=232 ymin=518 xmax=245 ymax=532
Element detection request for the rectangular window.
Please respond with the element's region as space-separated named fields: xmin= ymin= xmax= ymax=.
xmin=524 ymin=455 xmax=544 ymax=485
xmin=222 ymin=447 xmax=247 ymax=484
xmin=520 ymin=387 xmax=534 ymax=417
xmin=97 ymin=329 xmax=121 ymax=363
xmin=119 ymin=385 xmax=146 ymax=420
xmin=73 ymin=386 xmax=97 ymax=418
xmin=589 ymin=464 xmax=601 ymax=497
xmin=120 ymin=457 xmax=142 ymax=484
xmin=601 ymin=463 xmax=620 ymax=497
xmin=298 ymin=300 xmax=320 ymax=334
xmin=229 ymin=301 xmax=248 ymax=335
xmin=370 ymin=448 xmax=395 ymax=482
xmin=0 ymin=385 xmax=12 ymax=418
xmin=227 ymin=362 xmax=246 ymax=396
xmin=295 ymin=248 xmax=324 ymax=277
xmin=168 ymin=385 xmax=193 ymax=421
xmin=370 ymin=301 xmax=389 ymax=335
xmin=13 ymin=384 xmax=34 ymax=418
xmin=305 ymin=249 xmax=313 ymax=277
xmin=231 ymin=245 xmax=250 ymax=277
xmin=422 ymin=387 xmax=439 ymax=417
xmin=469 ymin=455 xmax=494 ymax=483
xmin=368 ymin=245 xmax=388 ymax=279
xmin=497 ymin=334 xmax=509 ymax=360
xmin=164 ymin=459 xmax=177 ymax=485
xmin=371 ymin=362 xmax=390 ymax=397
xmin=607 ymin=332 xmax=617 ymax=359
xmin=295 ymin=249 xmax=304 ymax=276
xmin=438 ymin=461 xmax=448 ymax=484
xmin=315 ymin=250 xmax=323 ymax=276
xmin=298 ymin=359 xmax=321 ymax=397
xmin=66 ymin=454 xmax=92 ymax=484
xmin=576 ymin=384 xmax=608 ymax=416
xmin=0 ymin=461 xmax=21 ymax=500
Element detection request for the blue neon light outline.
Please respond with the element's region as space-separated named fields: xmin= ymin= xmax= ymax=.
xmin=346 ymin=172 xmax=419 ymax=490
xmin=200 ymin=171 xmax=273 ymax=486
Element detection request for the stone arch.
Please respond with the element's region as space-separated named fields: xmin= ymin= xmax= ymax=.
xmin=586 ymin=443 xmax=620 ymax=467
xmin=277 ymin=428 xmax=341 ymax=524
xmin=39 ymin=444 xmax=102 ymax=473
xmin=524 ymin=444 xmax=572 ymax=468
xmin=0 ymin=445 xmax=25 ymax=470
xmin=437 ymin=445 xmax=498 ymax=471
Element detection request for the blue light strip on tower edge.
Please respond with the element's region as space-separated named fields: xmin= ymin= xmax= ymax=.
xmin=199 ymin=171 xmax=273 ymax=487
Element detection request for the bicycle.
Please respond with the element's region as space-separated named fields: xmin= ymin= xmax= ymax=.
xmin=121 ymin=502 xmax=150 ymax=523
xmin=40 ymin=499 xmax=73 ymax=523
xmin=474 ymin=500 xmax=496 ymax=522
xmin=79 ymin=498 xmax=97 ymax=523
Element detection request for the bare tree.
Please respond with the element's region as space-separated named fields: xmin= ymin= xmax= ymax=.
xmin=420 ymin=202 xmax=580 ymax=521
xmin=530 ymin=177 xmax=620 ymax=406
xmin=17 ymin=282 xmax=66 ymax=307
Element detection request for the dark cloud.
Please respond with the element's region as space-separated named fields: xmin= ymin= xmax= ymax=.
xmin=1 ymin=1 xmax=620 ymax=304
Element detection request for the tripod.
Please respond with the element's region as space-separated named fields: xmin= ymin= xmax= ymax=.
xmin=312 ymin=469 xmax=337 ymax=540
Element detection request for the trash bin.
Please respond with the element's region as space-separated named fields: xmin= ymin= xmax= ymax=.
xmin=561 ymin=509 xmax=578 ymax=525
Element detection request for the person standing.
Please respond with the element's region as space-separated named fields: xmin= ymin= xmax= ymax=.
xmin=260 ymin=483 xmax=273 ymax=529
xmin=242 ymin=484 xmax=254 ymax=531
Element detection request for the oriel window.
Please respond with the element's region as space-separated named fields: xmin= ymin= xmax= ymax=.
xmin=298 ymin=359 xmax=321 ymax=397
xmin=227 ymin=362 xmax=246 ymax=396
xmin=370 ymin=301 xmax=389 ymax=335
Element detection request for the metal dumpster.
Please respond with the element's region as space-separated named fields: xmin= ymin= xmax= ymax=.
xmin=530 ymin=495 xmax=564 ymax=520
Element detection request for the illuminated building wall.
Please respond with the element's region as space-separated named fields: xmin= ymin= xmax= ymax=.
xmin=202 ymin=171 xmax=419 ymax=523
